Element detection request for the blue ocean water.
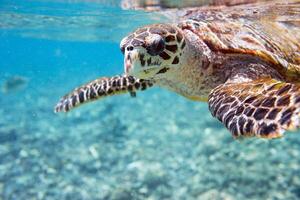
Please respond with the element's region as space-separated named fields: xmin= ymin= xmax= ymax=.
xmin=0 ymin=0 xmax=300 ymax=199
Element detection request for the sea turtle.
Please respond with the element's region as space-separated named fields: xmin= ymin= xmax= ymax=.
xmin=55 ymin=0 xmax=300 ymax=139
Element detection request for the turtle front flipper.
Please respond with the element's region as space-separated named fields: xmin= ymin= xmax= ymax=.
xmin=208 ymin=78 xmax=300 ymax=139
xmin=54 ymin=75 xmax=154 ymax=113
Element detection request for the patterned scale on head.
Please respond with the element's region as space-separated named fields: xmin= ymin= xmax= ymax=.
xmin=120 ymin=24 xmax=187 ymax=79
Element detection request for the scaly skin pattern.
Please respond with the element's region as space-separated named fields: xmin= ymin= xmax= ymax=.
xmin=54 ymin=75 xmax=153 ymax=112
xmin=209 ymin=78 xmax=300 ymax=139
xmin=120 ymin=23 xmax=215 ymax=100
xmin=179 ymin=0 xmax=300 ymax=80
xmin=55 ymin=1 xmax=300 ymax=139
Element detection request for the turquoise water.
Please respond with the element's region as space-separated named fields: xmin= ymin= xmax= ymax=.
xmin=1 ymin=1 xmax=300 ymax=199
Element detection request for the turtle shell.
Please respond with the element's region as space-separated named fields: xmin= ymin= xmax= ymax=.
xmin=179 ymin=0 xmax=300 ymax=81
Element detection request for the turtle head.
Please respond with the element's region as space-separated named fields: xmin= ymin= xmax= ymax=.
xmin=120 ymin=24 xmax=186 ymax=79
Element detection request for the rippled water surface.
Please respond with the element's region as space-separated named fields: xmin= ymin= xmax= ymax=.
xmin=0 ymin=0 xmax=300 ymax=199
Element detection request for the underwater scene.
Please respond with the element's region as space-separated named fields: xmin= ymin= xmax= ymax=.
xmin=1 ymin=0 xmax=300 ymax=199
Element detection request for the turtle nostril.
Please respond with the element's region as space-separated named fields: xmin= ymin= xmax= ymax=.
xmin=127 ymin=46 xmax=134 ymax=51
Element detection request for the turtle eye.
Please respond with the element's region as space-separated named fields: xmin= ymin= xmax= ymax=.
xmin=146 ymin=34 xmax=165 ymax=56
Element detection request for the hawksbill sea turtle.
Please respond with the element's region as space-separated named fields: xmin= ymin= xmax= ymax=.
xmin=55 ymin=0 xmax=300 ymax=139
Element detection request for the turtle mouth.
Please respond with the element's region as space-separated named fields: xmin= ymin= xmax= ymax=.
xmin=127 ymin=63 xmax=164 ymax=79
xmin=124 ymin=51 xmax=164 ymax=79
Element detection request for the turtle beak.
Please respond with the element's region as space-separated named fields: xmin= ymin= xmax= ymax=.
xmin=124 ymin=50 xmax=145 ymax=77
xmin=124 ymin=55 xmax=132 ymax=74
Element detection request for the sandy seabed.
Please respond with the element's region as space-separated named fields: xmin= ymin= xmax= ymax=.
xmin=0 ymin=84 xmax=300 ymax=200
